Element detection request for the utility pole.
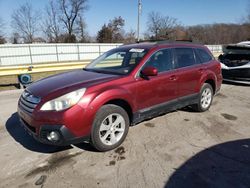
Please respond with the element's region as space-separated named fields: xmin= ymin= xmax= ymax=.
xmin=137 ymin=0 xmax=142 ymax=42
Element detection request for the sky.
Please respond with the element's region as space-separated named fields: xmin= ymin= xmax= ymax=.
xmin=0 ymin=0 xmax=249 ymax=38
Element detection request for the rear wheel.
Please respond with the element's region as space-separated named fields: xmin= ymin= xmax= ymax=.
xmin=193 ymin=83 xmax=214 ymax=112
xmin=91 ymin=104 xmax=129 ymax=152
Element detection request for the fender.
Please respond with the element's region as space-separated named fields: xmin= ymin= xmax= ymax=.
xmin=89 ymin=87 xmax=136 ymax=113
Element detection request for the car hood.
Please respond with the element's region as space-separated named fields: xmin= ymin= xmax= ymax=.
xmin=27 ymin=70 xmax=120 ymax=98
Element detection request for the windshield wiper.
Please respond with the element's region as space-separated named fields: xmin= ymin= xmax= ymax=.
xmin=83 ymin=68 xmax=100 ymax=73
xmin=83 ymin=68 xmax=124 ymax=75
xmin=83 ymin=68 xmax=110 ymax=74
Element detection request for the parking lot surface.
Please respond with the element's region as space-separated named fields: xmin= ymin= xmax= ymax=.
xmin=0 ymin=84 xmax=250 ymax=188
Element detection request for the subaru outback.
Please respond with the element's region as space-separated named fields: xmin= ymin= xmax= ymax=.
xmin=18 ymin=41 xmax=222 ymax=151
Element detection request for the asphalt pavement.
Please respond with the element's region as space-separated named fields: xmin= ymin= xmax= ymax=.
xmin=0 ymin=84 xmax=250 ymax=188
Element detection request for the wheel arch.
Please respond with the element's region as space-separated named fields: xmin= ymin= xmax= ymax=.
xmin=204 ymin=79 xmax=216 ymax=95
xmin=88 ymin=88 xmax=135 ymax=125
xmin=104 ymin=99 xmax=133 ymax=124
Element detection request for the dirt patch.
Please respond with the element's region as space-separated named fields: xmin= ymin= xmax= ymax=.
xmin=18 ymin=183 xmax=30 ymax=188
xmin=212 ymin=101 xmax=218 ymax=106
xmin=199 ymin=117 xmax=241 ymax=141
xmin=107 ymin=146 xmax=126 ymax=166
xmin=115 ymin=146 xmax=125 ymax=155
xmin=221 ymin=113 xmax=238 ymax=121
xmin=216 ymin=93 xmax=228 ymax=99
xmin=144 ymin=123 xmax=155 ymax=128
xmin=25 ymin=151 xmax=82 ymax=177
xmin=109 ymin=161 xmax=116 ymax=166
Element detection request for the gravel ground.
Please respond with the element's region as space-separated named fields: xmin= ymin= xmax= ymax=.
xmin=0 ymin=84 xmax=249 ymax=188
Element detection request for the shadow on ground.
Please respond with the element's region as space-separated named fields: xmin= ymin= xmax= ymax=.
xmin=165 ymin=139 xmax=250 ymax=188
xmin=5 ymin=112 xmax=73 ymax=153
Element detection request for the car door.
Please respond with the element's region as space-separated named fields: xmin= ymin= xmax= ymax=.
xmin=135 ymin=48 xmax=178 ymax=111
xmin=173 ymin=47 xmax=204 ymax=99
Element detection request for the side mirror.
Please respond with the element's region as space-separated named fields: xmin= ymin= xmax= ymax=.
xmin=141 ymin=66 xmax=158 ymax=77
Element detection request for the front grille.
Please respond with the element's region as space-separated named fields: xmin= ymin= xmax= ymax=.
xmin=19 ymin=90 xmax=41 ymax=114
xmin=40 ymin=130 xmax=48 ymax=139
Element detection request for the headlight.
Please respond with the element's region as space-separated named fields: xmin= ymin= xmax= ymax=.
xmin=40 ymin=88 xmax=86 ymax=111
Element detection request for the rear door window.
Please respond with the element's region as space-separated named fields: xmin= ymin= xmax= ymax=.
xmin=175 ymin=48 xmax=197 ymax=68
xmin=197 ymin=48 xmax=213 ymax=63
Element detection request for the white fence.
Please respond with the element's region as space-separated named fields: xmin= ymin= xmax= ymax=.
xmin=206 ymin=45 xmax=223 ymax=54
xmin=0 ymin=43 xmax=222 ymax=66
xmin=0 ymin=43 xmax=122 ymax=66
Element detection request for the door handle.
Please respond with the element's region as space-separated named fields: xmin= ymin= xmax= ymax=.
xmin=169 ymin=75 xmax=177 ymax=81
xmin=198 ymin=67 xmax=207 ymax=73
xmin=198 ymin=68 xmax=204 ymax=73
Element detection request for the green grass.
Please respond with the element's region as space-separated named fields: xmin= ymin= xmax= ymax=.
xmin=0 ymin=70 xmax=70 ymax=91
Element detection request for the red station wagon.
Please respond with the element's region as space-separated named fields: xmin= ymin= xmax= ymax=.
xmin=18 ymin=41 xmax=222 ymax=151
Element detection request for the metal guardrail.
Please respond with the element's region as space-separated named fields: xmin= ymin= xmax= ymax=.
xmin=0 ymin=61 xmax=90 ymax=76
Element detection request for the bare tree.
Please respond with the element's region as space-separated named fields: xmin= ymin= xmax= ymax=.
xmin=246 ymin=1 xmax=250 ymax=23
xmin=186 ymin=23 xmax=250 ymax=44
xmin=58 ymin=0 xmax=88 ymax=42
xmin=146 ymin=11 xmax=180 ymax=40
xmin=75 ymin=15 xmax=88 ymax=42
xmin=11 ymin=3 xmax=41 ymax=43
xmin=124 ymin=30 xmax=136 ymax=43
xmin=0 ymin=18 xmax=3 ymax=34
xmin=0 ymin=18 xmax=6 ymax=44
xmin=11 ymin=32 xmax=21 ymax=44
xmin=44 ymin=0 xmax=61 ymax=42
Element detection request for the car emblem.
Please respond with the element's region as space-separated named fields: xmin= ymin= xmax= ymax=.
xmin=22 ymin=91 xmax=30 ymax=98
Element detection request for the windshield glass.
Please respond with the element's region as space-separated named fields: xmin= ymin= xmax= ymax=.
xmin=85 ymin=48 xmax=148 ymax=75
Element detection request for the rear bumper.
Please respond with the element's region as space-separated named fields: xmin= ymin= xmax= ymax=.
xmin=223 ymin=78 xmax=250 ymax=85
xmin=19 ymin=117 xmax=90 ymax=146
xmin=222 ymin=68 xmax=250 ymax=80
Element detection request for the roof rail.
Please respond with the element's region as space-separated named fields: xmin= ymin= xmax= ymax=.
xmin=157 ymin=39 xmax=193 ymax=44
xmin=137 ymin=39 xmax=194 ymax=44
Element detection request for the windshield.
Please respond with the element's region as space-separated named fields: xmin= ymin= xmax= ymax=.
xmin=85 ymin=48 xmax=148 ymax=75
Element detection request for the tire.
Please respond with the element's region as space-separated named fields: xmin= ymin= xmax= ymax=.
xmin=90 ymin=104 xmax=130 ymax=152
xmin=192 ymin=83 xmax=214 ymax=112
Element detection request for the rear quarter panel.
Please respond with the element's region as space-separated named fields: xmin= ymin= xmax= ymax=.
xmin=196 ymin=60 xmax=222 ymax=93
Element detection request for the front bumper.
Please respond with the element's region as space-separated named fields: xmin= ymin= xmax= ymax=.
xmin=17 ymin=97 xmax=94 ymax=146
xmin=19 ymin=117 xmax=90 ymax=146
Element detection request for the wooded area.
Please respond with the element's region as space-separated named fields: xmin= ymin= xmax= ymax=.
xmin=0 ymin=0 xmax=249 ymax=45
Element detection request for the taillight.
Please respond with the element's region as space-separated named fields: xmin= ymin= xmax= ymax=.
xmin=216 ymin=61 xmax=221 ymax=72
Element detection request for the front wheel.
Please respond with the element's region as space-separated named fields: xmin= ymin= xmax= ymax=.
xmin=192 ymin=83 xmax=214 ymax=112
xmin=91 ymin=104 xmax=129 ymax=152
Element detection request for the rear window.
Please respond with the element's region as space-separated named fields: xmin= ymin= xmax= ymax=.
xmin=197 ymin=48 xmax=213 ymax=63
xmin=175 ymin=48 xmax=196 ymax=68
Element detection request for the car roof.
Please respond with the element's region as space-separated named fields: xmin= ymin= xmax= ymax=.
xmin=119 ymin=41 xmax=205 ymax=50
